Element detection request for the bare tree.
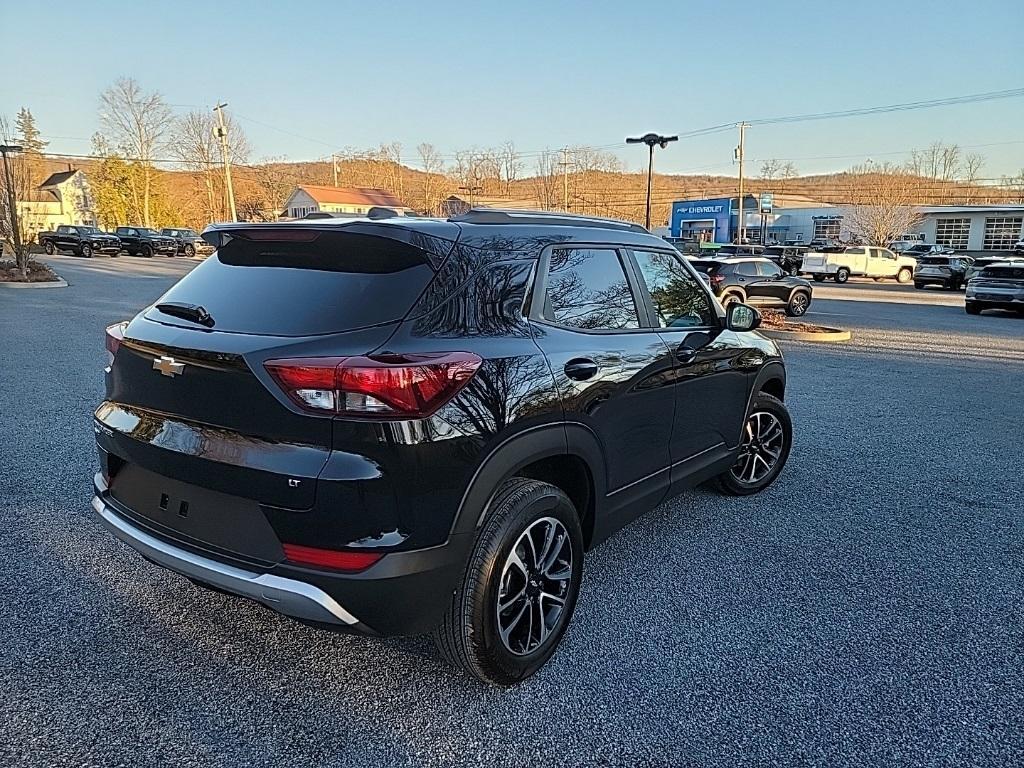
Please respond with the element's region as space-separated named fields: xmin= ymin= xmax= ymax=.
xmin=844 ymin=163 xmax=923 ymax=245
xmin=416 ymin=143 xmax=445 ymax=214
xmin=0 ymin=116 xmax=33 ymax=276
xmin=98 ymin=78 xmax=172 ymax=227
xmin=497 ymin=141 xmax=522 ymax=197
xmin=760 ymin=158 xmax=783 ymax=181
xmin=532 ymin=150 xmax=561 ymax=210
xmin=961 ymin=152 xmax=985 ymax=203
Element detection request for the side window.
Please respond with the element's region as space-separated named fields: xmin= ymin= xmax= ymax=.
xmin=632 ymin=250 xmax=716 ymax=328
xmin=543 ymin=248 xmax=640 ymax=330
xmin=735 ymin=262 xmax=758 ymax=277
xmin=757 ymin=261 xmax=783 ymax=278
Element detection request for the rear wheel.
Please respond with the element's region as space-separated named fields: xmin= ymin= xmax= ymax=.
xmin=896 ymin=267 xmax=913 ymax=284
xmin=44 ymin=241 xmax=55 ymax=255
xmin=834 ymin=268 xmax=850 ymax=283
xmin=142 ymin=244 xmax=153 ymax=258
xmin=432 ymin=478 xmax=583 ymax=686
xmin=721 ymin=291 xmax=743 ymax=308
xmin=812 ymin=274 xmax=826 ymax=283
xmin=715 ymin=393 xmax=792 ymax=496
xmin=184 ymin=243 xmax=195 ymax=258
xmin=785 ymin=290 xmax=810 ymax=317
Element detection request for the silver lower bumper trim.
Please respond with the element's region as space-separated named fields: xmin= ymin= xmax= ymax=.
xmin=92 ymin=495 xmax=358 ymax=625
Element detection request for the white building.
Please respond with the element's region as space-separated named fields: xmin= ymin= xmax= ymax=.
xmin=281 ymin=185 xmax=407 ymax=219
xmin=18 ymin=169 xmax=97 ymax=240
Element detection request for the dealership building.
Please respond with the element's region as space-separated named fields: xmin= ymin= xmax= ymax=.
xmin=669 ymin=196 xmax=1024 ymax=253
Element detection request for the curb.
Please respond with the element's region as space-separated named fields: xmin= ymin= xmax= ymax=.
xmin=0 ymin=277 xmax=68 ymax=289
xmin=761 ymin=326 xmax=851 ymax=342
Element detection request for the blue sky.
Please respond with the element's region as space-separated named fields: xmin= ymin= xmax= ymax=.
xmin=3 ymin=0 xmax=1022 ymax=177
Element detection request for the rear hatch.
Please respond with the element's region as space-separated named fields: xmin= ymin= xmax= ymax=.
xmin=916 ymin=256 xmax=953 ymax=275
xmin=99 ymin=223 xmax=456 ymax=541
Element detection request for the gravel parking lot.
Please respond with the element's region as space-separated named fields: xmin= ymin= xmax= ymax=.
xmin=2 ymin=255 xmax=1022 ymax=767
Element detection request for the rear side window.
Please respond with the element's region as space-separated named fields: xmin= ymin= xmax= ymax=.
xmin=147 ymin=231 xmax=437 ymax=336
xmin=632 ymin=250 xmax=716 ymax=328
xmin=542 ymin=248 xmax=639 ymax=330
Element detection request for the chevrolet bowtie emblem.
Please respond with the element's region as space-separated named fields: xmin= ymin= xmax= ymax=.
xmin=153 ymin=355 xmax=185 ymax=377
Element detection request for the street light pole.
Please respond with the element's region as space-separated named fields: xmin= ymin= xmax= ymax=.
xmin=735 ymin=122 xmax=749 ymax=242
xmin=0 ymin=144 xmax=25 ymax=267
xmin=212 ymin=103 xmax=237 ymax=221
xmin=626 ymin=133 xmax=678 ymax=230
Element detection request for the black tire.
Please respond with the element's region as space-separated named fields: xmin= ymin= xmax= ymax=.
xmin=965 ymin=303 xmax=982 ymax=315
xmin=142 ymin=244 xmax=153 ymax=258
xmin=44 ymin=241 xmax=55 ymax=255
xmin=721 ymin=291 xmax=743 ymax=307
xmin=184 ymin=243 xmax=195 ymax=258
xmin=714 ymin=393 xmax=792 ymax=497
xmin=785 ymin=290 xmax=810 ymax=317
xmin=914 ymin=282 xmax=924 ymax=290
xmin=812 ymin=274 xmax=826 ymax=283
xmin=896 ymin=267 xmax=913 ymax=284
xmin=432 ymin=477 xmax=584 ymax=686
xmin=834 ymin=268 xmax=850 ymax=284
xmin=80 ymin=243 xmax=93 ymax=258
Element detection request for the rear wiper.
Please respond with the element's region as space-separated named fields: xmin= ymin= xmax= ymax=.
xmin=155 ymin=302 xmax=215 ymax=328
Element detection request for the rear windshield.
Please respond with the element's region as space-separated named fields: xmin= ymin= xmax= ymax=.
xmin=920 ymin=256 xmax=952 ymax=265
xmin=689 ymin=261 xmax=721 ymax=274
xmin=146 ymin=231 xmax=437 ymax=336
xmin=981 ymin=266 xmax=1024 ymax=279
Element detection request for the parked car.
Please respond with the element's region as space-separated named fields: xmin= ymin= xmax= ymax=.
xmin=965 ymin=255 xmax=1013 ymax=283
xmin=1013 ymin=239 xmax=1024 ymax=256
xmin=913 ymin=255 xmax=973 ymax=290
xmin=965 ymin=261 xmax=1024 ymax=315
xmin=902 ymin=243 xmax=954 ymax=261
xmin=160 ymin=227 xmax=214 ymax=258
xmin=690 ymin=256 xmax=813 ymax=316
xmin=114 ymin=227 xmax=178 ymax=257
xmin=91 ymin=210 xmax=792 ymax=686
xmin=39 ymin=225 xmax=121 ymax=258
xmin=801 ymin=246 xmax=916 ymax=284
xmin=762 ymin=245 xmax=807 ymax=276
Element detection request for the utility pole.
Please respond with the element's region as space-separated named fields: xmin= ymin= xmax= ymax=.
xmin=0 ymin=144 xmax=25 ymax=271
xmin=332 ymin=153 xmax=339 ymax=187
xmin=735 ymin=122 xmax=749 ymax=243
xmin=558 ymin=147 xmax=571 ymax=212
xmin=458 ymin=184 xmax=482 ymax=207
xmin=626 ymin=133 xmax=678 ymax=230
xmin=213 ymin=102 xmax=237 ymax=221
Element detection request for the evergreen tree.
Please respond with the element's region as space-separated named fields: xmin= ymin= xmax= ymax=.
xmin=15 ymin=108 xmax=46 ymax=154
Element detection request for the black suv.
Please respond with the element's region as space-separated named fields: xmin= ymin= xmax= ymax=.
xmin=762 ymin=245 xmax=807 ymax=276
xmin=913 ymin=254 xmax=971 ymax=290
xmin=115 ymin=226 xmax=178 ymax=257
xmin=690 ymin=257 xmax=813 ymax=316
xmin=92 ymin=210 xmax=792 ymax=685
xmin=160 ymin=227 xmax=214 ymax=258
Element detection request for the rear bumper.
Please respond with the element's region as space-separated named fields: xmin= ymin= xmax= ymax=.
xmin=93 ymin=493 xmax=361 ymax=627
xmin=92 ymin=472 xmax=473 ymax=635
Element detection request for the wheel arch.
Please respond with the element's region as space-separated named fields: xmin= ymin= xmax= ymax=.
xmin=451 ymin=423 xmax=606 ymax=549
xmin=752 ymin=361 xmax=786 ymax=403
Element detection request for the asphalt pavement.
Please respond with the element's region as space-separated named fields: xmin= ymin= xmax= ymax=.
xmin=1 ymin=254 xmax=1022 ymax=767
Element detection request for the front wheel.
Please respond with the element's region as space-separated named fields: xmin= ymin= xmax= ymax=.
xmin=80 ymin=243 xmax=93 ymax=258
xmin=184 ymin=243 xmax=195 ymax=258
xmin=896 ymin=267 xmax=913 ymax=284
xmin=715 ymin=393 xmax=792 ymax=496
xmin=785 ymin=290 xmax=810 ymax=317
xmin=914 ymin=282 xmax=924 ymax=290
xmin=834 ymin=268 xmax=850 ymax=283
xmin=965 ymin=303 xmax=982 ymax=315
xmin=812 ymin=274 xmax=826 ymax=283
xmin=142 ymin=244 xmax=153 ymax=258
xmin=432 ymin=478 xmax=584 ymax=686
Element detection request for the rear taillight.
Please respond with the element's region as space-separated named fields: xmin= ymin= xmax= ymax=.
xmin=282 ymin=543 xmax=384 ymax=572
xmin=104 ymin=321 xmax=128 ymax=368
xmin=711 ymin=274 xmax=725 ymax=284
xmin=264 ymin=352 xmax=482 ymax=418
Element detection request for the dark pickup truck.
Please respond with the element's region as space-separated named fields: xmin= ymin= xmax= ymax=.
xmin=39 ymin=225 xmax=121 ymax=258
xmin=114 ymin=226 xmax=178 ymax=257
xmin=159 ymin=227 xmax=214 ymax=258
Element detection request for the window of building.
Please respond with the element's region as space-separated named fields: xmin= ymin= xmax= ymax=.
xmin=935 ymin=218 xmax=971 ymax=250
xmin=543 ymin=248 xmax=640 ymax=330
xmin=983 ymin=217 xmax=1023 ymax=250
xmin=632 ymin=250 xmax=716 ymax=328
xmin=813 ymin=218 xmax=842 ymax=240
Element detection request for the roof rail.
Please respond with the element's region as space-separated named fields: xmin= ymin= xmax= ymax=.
xmin=450 ymin=207 xmax=649 ymax=234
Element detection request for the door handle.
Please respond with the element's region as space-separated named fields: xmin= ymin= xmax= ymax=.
xmin=564 ymin=358 xmax=599 ymax=381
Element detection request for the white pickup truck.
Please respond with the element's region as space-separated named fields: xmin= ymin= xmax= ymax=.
xmin=801 ymin=246 xmax=917 ymax=284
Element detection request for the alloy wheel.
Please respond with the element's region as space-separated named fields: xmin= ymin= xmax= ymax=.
xmin=496 ymin=516 xmax=573 ymax=656
xmin=790 ymin=293 xmax=809 ymax=315
xmin=730 ymin=411 xmax=785 ymax=484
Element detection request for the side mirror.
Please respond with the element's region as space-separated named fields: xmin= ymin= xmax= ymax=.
xmin=726 ymin=303 xmax=761 ymax=332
